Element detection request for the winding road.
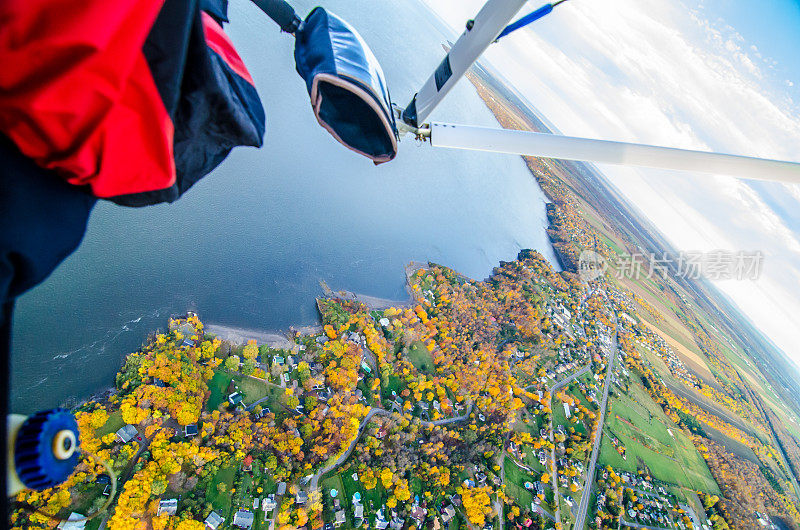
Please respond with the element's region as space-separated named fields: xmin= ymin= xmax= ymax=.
xmin=309 ymin=403 xmax=473 ymax=490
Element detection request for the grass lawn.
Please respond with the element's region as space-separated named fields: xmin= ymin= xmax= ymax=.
xmin=232 ymin=375 xmax=271 ymax=405
xmin=254 ymin=510 xmax=268 ymax=530
xmin=95 ymin=410 xmax=125 ymax=438
xmin=381 ymin=374 xmax=406 ymax=401
xmin=342 ymin=469 xmax=386 ymax=516
xmin=567 ymin=384 xmax=594 ymax=412
xmin=321 ymin=466 xmax=390 ymax=526
xmin=504 ymin=457 xmax=536 ymax=509
xmin=321 ymin=473 xmax=348 ymax=523
xmin=206 ymin=371 xmax=234 ymax=411
xmin=408 ymin=341 xmax=434 ymax=374
xmin=207 ymin=369 xmax=281 ymax=412
xmin=206 ymin=466 xmax=236 ymax=517
xmin=551 ymin=398 xmax=570 ymax=430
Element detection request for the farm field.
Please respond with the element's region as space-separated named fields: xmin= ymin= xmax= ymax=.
xmin=599 ymin=381 xmax=720 ymax=494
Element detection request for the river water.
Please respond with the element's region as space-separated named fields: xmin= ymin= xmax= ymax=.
xmin=10 ymin=0 xmax=557 ymax=413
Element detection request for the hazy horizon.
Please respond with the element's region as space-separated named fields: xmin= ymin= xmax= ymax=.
xmin=423 ymin=0 xmax=800 ymax=373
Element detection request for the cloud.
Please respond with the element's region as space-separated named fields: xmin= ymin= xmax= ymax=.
xmin=423 ymin=0 xmax=800 ymax=365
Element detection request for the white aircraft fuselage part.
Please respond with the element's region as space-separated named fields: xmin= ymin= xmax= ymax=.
xmin=429 ymin=123 xmax=800 ymax=183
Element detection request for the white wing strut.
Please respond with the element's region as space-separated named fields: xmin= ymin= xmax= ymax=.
xmin=429 ymin=123 xmax=800 ymax=183
xmin=401 ymin=0 xmax=528 ymax=128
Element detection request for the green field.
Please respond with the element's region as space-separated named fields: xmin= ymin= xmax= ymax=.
xmin=552 ymin=397 xmax=570 ymax=430
xmin=207 ymin=370 xmax=281 ymax=412
xmin=235 ymin=375 xmax=271 ymax=404
xmin=407 ymin=340 xmax=434 ymax=374
xmin=321 ymin=468 xmax=388 ymax=527
xmin=96 ymin=410 xmax=125 ymax=438
xmin=206 ymin=371 xmax=234 ymax=411
xmin=599 ymin=381 xmax=720 ymax=494
xmin=504 ymin=457 xmax=536 ymax=509
xmin=381 ymin=374 xmax=405 ymax=401
xmin=206 ymin=466 xmax=236 ymax=516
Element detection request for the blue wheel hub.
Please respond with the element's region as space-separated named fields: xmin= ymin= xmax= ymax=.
xmin=14 ymin=408 xmax=80 ymax=490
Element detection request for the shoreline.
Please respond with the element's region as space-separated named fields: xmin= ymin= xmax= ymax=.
xmin=207 ymin=269 xmax=425 ymax=348
xmin=204 ymin=323 xmax=296 ymax=349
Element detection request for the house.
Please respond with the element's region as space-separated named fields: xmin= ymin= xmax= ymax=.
xmin=184 ymin=424 xmax=199 ymax=437
xmin=334 ymin=510 xmax=346 ymax=527
xmin=295 ymin=490 xmax=308 ymax=504
xmin=534 ymin=482 xmax=545 ymax=498
xmin=253 ymin=497 xmax=260 ymax=510
xmin=204 ymin=511 xmax=225 ymax=530
xmin=376 ymin=426 xmax=388 ymax=439
xmin=157 ymin=498 xmax=178 ymax=516
xmin=411 ymin=504 xmax=426 ymax=524
xmin=115 ymin=424 xmax=138 ymax=443
xmin=354 ymin=503 xmax=364 ymax=520
xmin=277 ymin=482 xmax=287 ymax=495
xmin=228 ymin=392 xmax=244 ymax=407
xmin=441 ymin=505 xmax=456 ymax=523
xmin=375 ymin=508 xmax=390 ymax=530
xmin=243 ymin=455 xmax=253 ymax=471
xmin=262 ymin=494 xmax=278 ymax=512
xmin=233 ymin=509 xmax=255 ymax=529
xmin=58 ymin=512 xmax=87 ymax=530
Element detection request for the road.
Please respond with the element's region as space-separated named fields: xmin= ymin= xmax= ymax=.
xmin=573 ymin=328 xmax=618 ymax=530
xmin=309 ymin=404 xmax=473 ymax=490
xmin=620 ymin=518 xmax=667 ymax=529
xmin=549 ymin=414 xmax=561 ymax=527
xmin=310 ymin=408 xmax=387 ymax=490
xmin=542 ymin=365 xmax=591 ymax=527
xmin=551 ymin=365 xmax=591 ymax=392
xmin=525 ymin=365 xmax=590 ymax=393
xmin=531 ymin=502 xmax=556 ymax=522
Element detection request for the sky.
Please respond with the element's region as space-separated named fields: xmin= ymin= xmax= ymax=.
xmin=422 ymin=0 xmax=800 ymax=369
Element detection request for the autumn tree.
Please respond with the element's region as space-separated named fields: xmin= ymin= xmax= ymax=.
xmin=225 ymin=355 xmax=240 ymax=372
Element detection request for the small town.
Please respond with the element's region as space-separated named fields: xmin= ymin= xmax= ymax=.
xmin=11 ymin=244 xmax=800 ymax=530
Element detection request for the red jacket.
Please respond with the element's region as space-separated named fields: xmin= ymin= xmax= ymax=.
xmin=0 ymin=0 xmax=265 ymax=206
